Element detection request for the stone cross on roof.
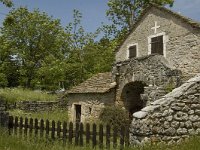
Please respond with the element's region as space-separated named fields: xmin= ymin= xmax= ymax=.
xmin=151 ymin=21 xmax=160 ymax=34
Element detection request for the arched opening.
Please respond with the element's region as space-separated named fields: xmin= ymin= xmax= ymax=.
xmin=121 ymin=81 xmax=147 ymax=119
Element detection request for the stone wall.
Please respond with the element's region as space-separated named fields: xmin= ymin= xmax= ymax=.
xmin=130 ymin=74 xmax=200 ymax=145
xmin=112 ymin=55 xmax=182 ymax=104
xmin=0 ymin=97 xmax=63 ymax=112
xmin=115 ymin=6 xmax=200 ymax=79
xmin=17 ymin=101 xmax=60 ymax=112
xmin=67 ymin=89 xmax=115 ymax=123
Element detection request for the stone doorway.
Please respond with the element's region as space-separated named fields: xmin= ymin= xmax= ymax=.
xmin=121 ymin=81 xmax=146 ymax=119
xmin=75 ymin=104 xmax=81 ymax=122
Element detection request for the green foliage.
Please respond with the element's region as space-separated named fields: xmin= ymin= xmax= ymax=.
xmin=99 ymin=106 xmax=130 ymax=130
xmin=0 ymin=73 xmax=8 ymax=87
xmin=1 ymin=7 xmax=67 ymax=88
xmin=164 ymin=79 xmax=176 ymax=93
xmin=0 ymin=0 xmax=13 ymax=7
xmin=107 ymin=0 xmax=174 ymax=29
xmin=0 ymin=88 xmax=58 ymax=103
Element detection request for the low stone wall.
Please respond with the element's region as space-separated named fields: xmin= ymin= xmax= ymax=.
xmin=0 ymin=97 xmax=66 ymax=112
xmin=130 ymin=74 xmax=200 ymax=145
xmin=17 ymin=101 xmax=60 ymax=112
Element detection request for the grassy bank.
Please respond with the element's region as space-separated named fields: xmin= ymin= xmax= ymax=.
xmin=9 ymin=109 xmax=68 ymax=122
xmin=0 ymin=88 xmax=58 ymax=102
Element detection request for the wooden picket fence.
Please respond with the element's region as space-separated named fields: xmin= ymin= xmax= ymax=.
xmin=2 ymin=114 xmax=130 ymax=149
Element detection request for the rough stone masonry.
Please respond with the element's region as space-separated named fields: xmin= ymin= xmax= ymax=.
xmin=130 ymin=74 xmax=200 ymax=144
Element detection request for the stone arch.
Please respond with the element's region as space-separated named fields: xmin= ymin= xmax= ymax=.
xmin=121 ymin=81 xmax=147 ymax=119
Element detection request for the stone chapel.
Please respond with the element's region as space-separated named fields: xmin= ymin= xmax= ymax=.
xmin=65 ymin=3 xmax=200 ymax=126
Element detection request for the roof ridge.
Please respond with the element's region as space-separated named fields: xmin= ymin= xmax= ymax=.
xmin=115 ymin=3 xmax=200 ymax=53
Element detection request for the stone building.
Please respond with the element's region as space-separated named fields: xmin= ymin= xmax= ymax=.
xmin=65 ymin=2 xmax=200 ymax=133
xmin=66 ymin=73 xmax=116 ymax=122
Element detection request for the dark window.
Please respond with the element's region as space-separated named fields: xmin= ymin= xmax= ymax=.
xmin=129 ymin=45 xmax=137 ymax=58
xmin=75 ymin=105 xmax=81 ymax=122
xmin=151 ymin=35 xmax=163 ymax=55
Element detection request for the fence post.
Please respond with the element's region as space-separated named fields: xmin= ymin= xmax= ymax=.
xmin=57 ymin=121 xmax=61 ymax=138
xmin=24 ymin=117 xmax=28 ymax=137
xmin=120 ymin=126 xmax=125 ymax=150
xmin=46 ymin=120 xmax=50 ymax=138
xmin=5 ymin=112 xmax=9 ymax=127
xmin=80 ymin=123 xmax=83 ymax=146
xmin=106 ymin=124 xmax=110 ymax=149
xmin=8 ymin=115 xmax=14 ymax=135
xmin=51 ymin=120 xmax=55 ymax=140
xmin=99 ymin=124 xmax=103 ymax=149
xmin=75 ymin=122 xmax=79 ymax=146
xmin=63 ymin=121 xmax=67 ymax=146
xmin=86 ymin=123 xmax=90 ymax=145
xmin=40 ymin=119 xmax=44 ymax=138
xmin=68 ymin=122 xmax=73 ymax=144
xmin=29 ymin=118 xmax=33 ymax=137
xmin=35 ymin=118 xmax=38 ymax=137
xmin=19 ymin=117 xmax=23 ymax=136
xmin=92 ymin=123 xmax=97 ymax=148
xmin=113 ymin=127 xmax=117 ymax=149
xmin=125 ymin=127 xmax=130 ymax=147
xmin=14 ymin=116 xmax=18 ymax=135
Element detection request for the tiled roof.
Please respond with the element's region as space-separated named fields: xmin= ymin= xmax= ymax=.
xmin=66 ymin=72 xmax=116 ymax=94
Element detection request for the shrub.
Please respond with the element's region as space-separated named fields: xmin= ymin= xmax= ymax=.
xmin=99 ymin=106 xmax=130 ymax=130
xmin=0 ymin=73 xmax=8 ymax=87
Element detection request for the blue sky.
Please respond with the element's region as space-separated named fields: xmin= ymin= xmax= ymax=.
xmin=0 ymin=0 xmax=200 ymax=33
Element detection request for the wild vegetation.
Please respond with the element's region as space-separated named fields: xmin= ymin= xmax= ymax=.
xmin=0 ymin=88 xmax=58 ymax=102
xmin=9 ymin=109 xmax=68 ymax=122
xmin=0 ymin=127 xmax=200 ymax=150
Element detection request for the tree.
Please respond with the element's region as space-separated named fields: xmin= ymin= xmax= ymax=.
xmin=64 ymin=10 xmax=100 ymax=87
xmin=107 ymin=0 xmax=174 ymax=30
xmin=0 ymin=0 xmax=13 ymax=7
xmin=1 ymin=7 xmax=66 ymax=88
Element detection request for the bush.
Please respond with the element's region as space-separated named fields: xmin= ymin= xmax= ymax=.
xmin=0 ymin=73 xmax=8 ymax=87
xmin=99 ymin=106 xmax=130 ymax=130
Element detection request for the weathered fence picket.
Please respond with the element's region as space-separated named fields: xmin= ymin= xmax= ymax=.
xmin=24 ymin=117 xmax=28 ymax=137
xmin=1 ymin=114 xmax=130 ymax=149
xmin=46 ymin=119 xmax=49 ymax=138
xmin=86 ymin=123 xmax=90 ymax=145
xmin=106 ymin=124 xmax=110 ymax=149
xmin=51 ymin=120 xmax=55 ymax=139
xmin=63 ymin=121 xmax=67 ymax=145
xmin=80 ymin=123 xmax=83 ymax=146
xmin=92 ymin=123 xmax=97 ymax=148
xmin=40 ymin=119 xmax=44 ymax=138
xmin=68 ymin=122 xmax=73 ymax=144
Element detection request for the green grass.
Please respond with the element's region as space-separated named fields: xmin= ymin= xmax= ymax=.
xmin=0 ymin=88 xmax=58 ymax=103
xmin=9 ymin=109 xmax=68 ymax=122
xmin=1 ymin=126 xmax=200 ymax=150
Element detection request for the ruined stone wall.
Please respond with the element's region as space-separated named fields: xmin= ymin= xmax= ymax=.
xmin=67 ymin=89 xmax=115 ymax=123
xmin=130 ymin=74 xmax=200 ymax=145
xmin=116 ymin=7 xmax=200 ymax=79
